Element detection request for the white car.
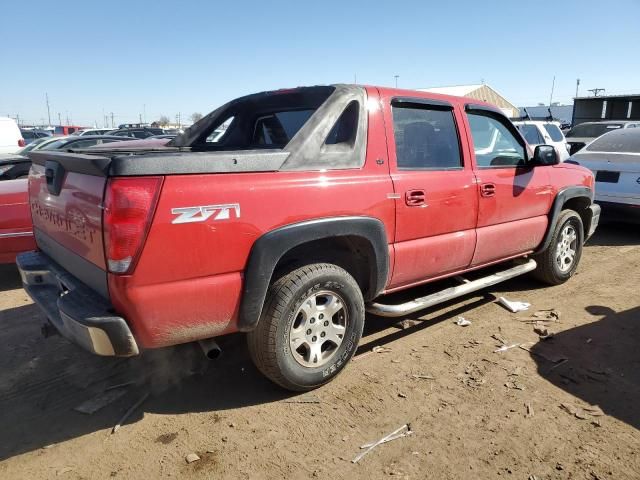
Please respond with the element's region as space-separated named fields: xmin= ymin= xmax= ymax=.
xmin=569 ymin=128 xmax=640 ymax=222
xmin=513 ymin=120 xmax=570 ymax=162
xmin=0 ymin=117 xmax=24 ymax=154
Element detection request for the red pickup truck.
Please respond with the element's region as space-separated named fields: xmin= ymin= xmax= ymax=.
xmin=18 ymin=85 xmax=600 ymax=391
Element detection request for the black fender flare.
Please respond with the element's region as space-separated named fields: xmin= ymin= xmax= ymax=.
xmin=537 ymin=186 xmax=594 ymax=253
xmin=238 ymin=216 xmax=389 ymax=331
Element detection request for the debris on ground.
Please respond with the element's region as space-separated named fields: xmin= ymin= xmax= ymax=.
xmin=529 ymin=309 xmax=561 ymax=322
xmin=74 ymin=388 xmax=127 ymax=415
xmin=463 ymin=339 xmax=482 ymax=348
xmin=460 ymin=363 xmax=486 ymax=388
xmin=352 ymin=424 xmax=412 ymax=463
xmin=411 ymin=374 xmax=434 ymax=380
xmin=491 ymin=334 xmax=507 ymax=345
xmin=494 ymin=344 xmax=520 ymax=353
xmin=560 ymin=402 xmax=605 ymax=420
xmin=395 ymin=319 xmax=421 ymax=330
xmin=112 ymin=392 xmax=150 ymax=434
xmin=397 ymin=393 xmax=407 ymax=398
xmin=498 ymin=297 xmax=531 ymax=313
xmin=454 ymin=317 xmax=472 ymax=327
xmin=519 ymin=342 xmax=568 ymax=364
xmin=504 ymin=381 xmax=525 ymax=390
xmin=372 ymin=346 xmax=393 ymax=354
xmin=533 ymin=323 xmax=554 ymax=340
xmin=185 ymin=453 xmax=201 ymax=464
xmin=283 ymin=394 xmax=321 ymax=404
xmin=525 ymin=403 xmax=534 ymax=418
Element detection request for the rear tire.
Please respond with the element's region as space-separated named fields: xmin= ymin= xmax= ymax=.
xmin=532 ymin=209 xmax=584 ymax=285
xmin=247 ymin=263 xmax=365 ymax=391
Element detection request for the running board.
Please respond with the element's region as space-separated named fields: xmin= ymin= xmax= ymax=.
xmin=366 ymin=259 xmax=537 ymax=318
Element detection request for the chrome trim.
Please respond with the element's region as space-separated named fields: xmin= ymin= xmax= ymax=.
xmin=0 ymin=231 xmax=33 ymax=238
xmin=366 ymin=259 xmax=537 ymax=317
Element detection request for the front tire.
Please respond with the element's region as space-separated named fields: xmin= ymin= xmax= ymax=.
xmin=247 ymin=263 xmax=365 ymax=391
xmin=533 ymin=209 xmax=584 ymax=285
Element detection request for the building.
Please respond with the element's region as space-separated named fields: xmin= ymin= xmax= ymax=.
xmin=572 ymin=94 xmax=640 ymax=126
xmin=418 ymin=84 xmax=519 ymax=118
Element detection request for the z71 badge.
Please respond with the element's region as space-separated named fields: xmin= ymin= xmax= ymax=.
xmin=171 ymin=203 xmax=241 ymax=224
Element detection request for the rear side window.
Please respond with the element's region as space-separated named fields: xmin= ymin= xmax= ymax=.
xmin=392 ymin=104 xmax=462 ymax=170
xmin=253 ymin=110 xmax=314 ymax=146
xmin=467 ymin=113 xmax=526 ymax=168
xmin=543 ymin=124 xmax=564 ymax=142
xmin=517 ymin=124 xmax=544 ymax=145
xmin=325 ymin=101 xmax=358 ymax=145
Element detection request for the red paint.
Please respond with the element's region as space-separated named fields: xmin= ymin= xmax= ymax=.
xmin=25 ymin=86 xmax=597 ymax=350
xmin=0 ymin=179 xmax=36 ymax=263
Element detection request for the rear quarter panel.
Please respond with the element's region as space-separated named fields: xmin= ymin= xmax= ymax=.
xmin=0 ymin=179 xmax=35 ymax=263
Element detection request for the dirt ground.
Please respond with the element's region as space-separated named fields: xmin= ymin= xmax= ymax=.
xmin=0 ymin=224 xmax=638 ymax=480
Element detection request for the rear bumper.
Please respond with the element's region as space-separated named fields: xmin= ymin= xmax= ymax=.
xmin=16 ymin=251 xmax=139 ymax=357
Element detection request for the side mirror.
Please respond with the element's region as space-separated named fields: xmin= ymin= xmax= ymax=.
xmin=532 ymin=145 xmax=559 ymax=166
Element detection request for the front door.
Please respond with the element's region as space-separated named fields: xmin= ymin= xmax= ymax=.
xmin=464 ymin=109 xmax=553 ymax=266
xmin=383 ymin=95 xmax=478 ymax=289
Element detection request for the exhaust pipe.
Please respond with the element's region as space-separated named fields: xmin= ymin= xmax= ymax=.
xmin=198 ymin=338 xmax=222 ymax=360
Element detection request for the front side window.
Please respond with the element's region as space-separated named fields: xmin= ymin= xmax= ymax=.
xmin=468 ymin=113 xmax=526 ymax=168
xmin=392 ymin=103 xmax=462 ymax=170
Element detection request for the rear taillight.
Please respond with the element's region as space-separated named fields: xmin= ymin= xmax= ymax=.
xmin=103 ymin=177 xmax=163 ymax=274
xmin=18 ymin=138 xmax=25 ymax=147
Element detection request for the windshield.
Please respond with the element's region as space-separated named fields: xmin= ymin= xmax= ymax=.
xmin=566 ymin=123 xmax=623 ymax=138
xmin=586 ymin=130 xmax=640 ymax=153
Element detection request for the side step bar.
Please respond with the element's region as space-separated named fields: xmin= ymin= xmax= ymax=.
xmin=366 ymin=259 xmax=537 ymax=318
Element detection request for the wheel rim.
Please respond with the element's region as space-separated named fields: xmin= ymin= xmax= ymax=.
xmin=555 ymin=224 xmax=578 ymax=272
xmin=288 ymin=290 xmax=348 ymax=368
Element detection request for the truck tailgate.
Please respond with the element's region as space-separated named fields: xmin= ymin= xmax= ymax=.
xmin=28 ymin=151 xmax=110 ymax=297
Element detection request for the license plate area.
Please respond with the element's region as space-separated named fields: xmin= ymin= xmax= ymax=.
xmin=595 ymin=171 xmax=620 ymax=183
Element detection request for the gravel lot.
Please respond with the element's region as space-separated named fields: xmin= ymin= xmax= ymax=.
xmin=0 ymin=223 xmax=638 ymax=479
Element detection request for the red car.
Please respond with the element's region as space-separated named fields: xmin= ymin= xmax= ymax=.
xmin=18 ymin=85 xmax=600 ymax=391
xmin=0 ymin=179 xmax=35 ymax=263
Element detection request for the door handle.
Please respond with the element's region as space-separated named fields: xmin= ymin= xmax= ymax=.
xmin=480 ymin=183 xmax=496 ymax=198
xmin=405 ymin=189 xmax=426 ymax=206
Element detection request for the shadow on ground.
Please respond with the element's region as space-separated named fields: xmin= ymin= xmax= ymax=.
xmin=0 ymin=224 xmax=635 ymax=460
xmin=586 ymin=222 xmax=640 ymax=247
xmin=530 ymin=305 xmax=640 ymax=430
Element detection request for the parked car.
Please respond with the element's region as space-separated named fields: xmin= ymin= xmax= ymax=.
xmin=18 ymin=84 xmax=600 ymax=392
xmin=568 ymin=128 xmax=640 ymax=222
xmin=20 ymin=129 xmax=51 ymax=144
xmin=565 ymin=121 xmax=640 ymax=155
xmin=514 ymin=121 xmax=570 ymax=161
xmin=53 ymin=125 xmax=85 ymax=136
xmin=36 ymin=135 xmax=136 ymax=151
xmin=0 ymin=179 xmax=35 ymax=263
xmin=106 ymin=127 xmax=164 ymax=139
xmin=76 ymin=128 xmax=116 ymax=136
xmin=0 ymin=117 xmax=24 ymax=153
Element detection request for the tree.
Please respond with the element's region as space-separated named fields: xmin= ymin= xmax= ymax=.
xmin=190 ymin=112 xmax=203 ymax=123
xmin=157 ymin=115 xmax=170 ymax=126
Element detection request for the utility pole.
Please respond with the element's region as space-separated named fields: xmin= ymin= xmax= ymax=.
xmin=110 ymin=112 xmax=115 ymax=128
xmin=45 ymin=93 xmax=51 ymax=126
xmin=575 ymin=78 xmax=580 ymax=98
xmin=58 ymin=112 xmax=62 ymax=125
xmin=394 ymin=75 xmax=399 ymax=88
xmin=139 ymin=113 xmax=142 ymax=124
xmin=587 ymin=88 xmax=605 ymax=97
xmin=16 ymin=114 xmax=20 ymax=126
xmin=548 ymin=76 xmax=556 ymax=107
xmin=143 ymin=104 xmax=146 ymax=124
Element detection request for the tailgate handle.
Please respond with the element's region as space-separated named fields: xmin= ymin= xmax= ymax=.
xmin=45 ymin=160 xmax=66 ymax=196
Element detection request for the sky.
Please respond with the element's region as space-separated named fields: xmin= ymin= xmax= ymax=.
xmin=1 ymin=0 xmax=639 ymax=127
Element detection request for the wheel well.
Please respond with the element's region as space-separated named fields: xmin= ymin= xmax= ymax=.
xmin=562 ymin=196 xmax=592 ymax=236
xmin=273 ymin=236 xmax=376 ymax=300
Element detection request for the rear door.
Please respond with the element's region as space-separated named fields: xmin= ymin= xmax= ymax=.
xmin=464 ymin=107 xmax=552 ymax=266
xmin=383 ymin=94 xmax=478 ymax=289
